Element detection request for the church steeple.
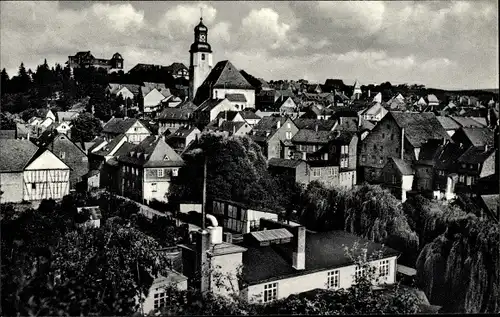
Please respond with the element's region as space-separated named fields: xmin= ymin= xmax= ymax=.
xmin=190 ymin=17 xmax=212 ymax=53
xmin=189 ymin=17 xmax=214 ymax=101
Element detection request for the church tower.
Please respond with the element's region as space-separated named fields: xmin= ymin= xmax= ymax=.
xmin=189 ymin=18 xmax=213 ymax=101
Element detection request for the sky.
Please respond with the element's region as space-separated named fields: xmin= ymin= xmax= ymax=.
xmin=1 ymin=1 xmax=498 ymax=90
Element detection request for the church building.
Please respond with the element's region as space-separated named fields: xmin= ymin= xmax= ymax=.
xmin=188 ymin=18 xmax=255 ymax=109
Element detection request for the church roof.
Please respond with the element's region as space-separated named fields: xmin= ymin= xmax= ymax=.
xmin=200 ymin=60 xmax=254 ymax=90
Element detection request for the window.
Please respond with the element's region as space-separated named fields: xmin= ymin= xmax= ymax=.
xmin=362 ymin=155 xmax=366 ymax=162
xmin=327 ymin=270 xmax=340 ymax=289
xmin=60 ymin=151 xmax=66 ymax=159
xmin=379 ymin=259 xmax=390 ymax=277
xmin=355 ymin=266 xmax=365 ymax=282
xmin=134 ymin=127 xmax=138 ymax=132
xmin=263 ymin=282 xmax=278 ymax=303
xmin=153 ymin=290 xmax=167 ymax=309
xmin=157 ymin=169 xmax=164 ymax=177
xmin=152 ymin=183 xmax=157 ymax=192
xmin=201 ymin=53 xmax=206 ymax=60
xmin=459 ymin=175 xmax=465 ymax=183
xmin=285 ymin=131 xmax=292 ymax=140
xmin=329 ymin=167 xmax=334 ymax=176
xmin=313 ymin=168 xmax=321 ymax=177
xmin=31 ymin=183 xmax=36 ymax=189
xmin=287 ymin=123 xmax=291 ymax=129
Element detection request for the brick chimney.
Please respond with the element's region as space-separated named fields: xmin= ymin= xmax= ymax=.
xmin=196 ymin=229 xmax=211 ymax=294
xmin=293 ymin=226 xmax=306 ymax=270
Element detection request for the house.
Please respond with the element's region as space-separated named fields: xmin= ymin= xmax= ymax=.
xmin=225 ymin=93 xmax=249 ymax=111
xmin=16 ymin=123 xmax=31 ymax=139
xmin=32 ymin=130 xmax=88 ymax=189
xmin=250 ymin=117 xmax=298 ymax=159
xmin=379 ymin=157 xmax=415 ymax=202
xmin=293 ymin=118 xmax=336 ymax=132
xmin=106 ymin=83 xmax=141 ymax=101
xmin=478 ymin=195 xmax=499 ymax=222
xmin=141 ymin=82 xmax=172 ymax=114
xmin=212 ymin=110 xmax=246 ymax=127
xmin=180 ymin=219 xmax=399 ymax=303
xmin=360 ymin=103 xmax=388 ymax=122
xmin=165 ymin=126 xmax=201 ymax=152
xmin=451 ymin=127 xmax=494 ymax=149
xmin=436 ymin=116 xmax=462 ymax=136
xmin=240 ymin=111 xmax=261 ymax=126
xmin=211 ymin=198 xmax=282 ymax=234
xmin=194 ymin=98 xmax=238 ymax=128
xmin=215 ymin=121 xmax=252 ymax=137
xmin=413 ymin=97 xmax=427 ymax=110
xmin=87 ymin=135 xmax=135 ymax=192
xmin=426 ymin=94 xmax=439 ymax=107
xmin=323 ymin=79 xmax=346 ymax=93
xmin=117 ymin=136 xmax=184 ymax=204
xmin=257 ymin=90 xmax=295 ymax=111
xmin=0 ymin=130 xmax=16 ymax=139
xmin=38 ymin=108 xmax=56 ymax=122
xmin=54 ymin=121 xmax=72 ymax=136
xmin=359 ymin=112 xmax=450 ymax=183
xmin=140 ymin=269 xmax=188 ymax=314
xmin=302 ymin=104 xmax=334 ymax=120
xmin=455 ymin=146 xmax=496 ymax=193
xmin=0 ymin=139 xmax=70 ymax=203
xmin=268 ymin=158 xmax=310 ymax=187
xmin=352 ymin=80 xmax=362 ymax=100
xmin=274 ymin=96 xmax=298 ymax=115
xmin=449 ymin=116 xmax=486 ymax=129
xmin=372 ymin=92 xmax=382 ymax=103
xmin=67 ymin=51 xmax=123 ymax=73
xmin=102 ymin=117 xmax=151 ymax=144
xmin=157 ymin=101 xmax=197 ymax=135
xmin=164 ymin=62 xmax=189 ymax=79
xmin=56 ymin=111 xmax=79 ymax=123
xmin=194 ymin=60 xmax=255 ymax=109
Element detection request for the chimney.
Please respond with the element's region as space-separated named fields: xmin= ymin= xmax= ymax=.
xmin=293 ymin=226 xmax=306 ymax=270
xmin=401 ymin=127 xmax=405 ymax=160
xmin=196 ymin=229 xmax=211 ymax=294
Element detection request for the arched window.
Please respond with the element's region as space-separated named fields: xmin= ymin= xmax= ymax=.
xmin=201 ymin=54 xmax=206 ymax=61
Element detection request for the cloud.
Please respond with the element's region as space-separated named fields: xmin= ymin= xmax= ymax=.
xmin=157 ymin=3 xmax=217 ymax=38
xmin=240 ymin=8 xmax=291 ymax=49
xmin=92 ymin=3 xmax=144 ymax=32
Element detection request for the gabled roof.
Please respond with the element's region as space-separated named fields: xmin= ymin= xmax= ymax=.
xmin=200 ymin=60 xmax=254 ymax=90
xmin=195 ymin=98 xmax=227 ymax=112
xmin=103 ymin=118 xmax=142 ymax=134
xmin=214 ymin=111 xmax=240 ymax=122
xmin=242 ymin=230 xmax=399 ymax=285
xmin=165 ymin=62 xmax=188 ymax=73
xmin=252 ymin=116 xmax=286 ymax=132
xmin=239 ymin=110 xmax=261 ymax=120
xmin=389 ymin=112 xmax=450 ymax=148
xmin=117 ymin=136 xmax=184 ymax=167
xmin=166 ymin=126 xmax=198 ymax=140
xmin=390 ymin=157 xmax=414 ymax=175
xmin=219 ymin=121 xmax=247 ymax=133
xmin=460 ymin=127 xmax=494 ymax=147
xmin=121 ymin=83 xmax=141 ymax=96
xmin=359 ymin=119 xmax=375 ymax=131
xmin=434 ymin=142 xmax=464 ymax=170
xmin=427 ymin=94 xmax=439 ymax=103
xmin=158 ymin=104 xmax=196 ymax=121
xmin=479 ymin=195 xmax=499 ymax=219
xmin=273 ymin=96 xmax=295 ymax=109
xmin=292 ymin=129 xmax=334 ymax=144
xmin=436 ymin=116 xmax=461 ymax=131
xmin=268 ymin=158 xmax=305 ymax=169
xmin=141 ymin=84 xmax=171 ymax=99
xmin=94 ymin=134 xmax=127 ymax=156
xmin=323 ymin=79 xmax=345 ymax=88
xmin=57 ymin=111 xmax=79 ymax=122
xmin=457 ymin=146 xmax=495 ymax=164
xmin=0 ymin=139 xmax=39 ymax=172
xmin=225 ymin=93 xmax=247 ymax=102
xmin=362 ymin=102 xmax=386 ymax=116
xmin=450 ymin=116 xmax=486 ymax=128
xmin=293 ymin=118 xmax=336 ymax=131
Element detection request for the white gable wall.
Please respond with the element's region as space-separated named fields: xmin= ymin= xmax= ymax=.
xmin=118 ymin=87 xmax=135 ymax=100
xmin=144 ymin=89 xmax=168 ymax=113
xmin=125 ymin=121 xmax=151 ymax=144
xmin=210 ymin=100 xmax=239 ymax=122
xmin=213 ymin=88 xmax=255 ymax=109
xmin=25 ymin=150 xmax=70 ymax=170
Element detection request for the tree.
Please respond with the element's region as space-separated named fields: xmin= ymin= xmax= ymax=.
xmin=70 ymin=112 xmax=103 ymax=142
xmin=1 ymin=68 xmax=9 ymax=95
xmin=168 ymin=133 xmax=285 ymax=210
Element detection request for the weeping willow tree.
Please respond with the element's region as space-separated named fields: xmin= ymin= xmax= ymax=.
xmin=297 ymin=181 xmax=343 ymax=231
xmin=416 ymin=216 xmax=500 ymax=313
xmin=342 ymin=184 xmax=419 ymax=266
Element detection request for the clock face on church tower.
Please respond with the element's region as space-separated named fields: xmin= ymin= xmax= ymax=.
xmin=199 ymin=34 xmax=206 ymax=42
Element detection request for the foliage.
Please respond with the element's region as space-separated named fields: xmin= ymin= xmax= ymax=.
xmin=70 ymin=112 xmax=103 ymax=142
xmin=168 ymin=133 xmax=285 ymax=210
xmin=1 ymin=196 xmax=172 ymax=316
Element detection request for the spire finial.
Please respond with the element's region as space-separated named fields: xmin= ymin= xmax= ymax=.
xmin=200 ymin=7 xmax=203 ymax=21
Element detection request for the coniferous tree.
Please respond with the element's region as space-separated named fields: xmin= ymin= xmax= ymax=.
xmin=1 ymin=68 xmax=9 ymax=95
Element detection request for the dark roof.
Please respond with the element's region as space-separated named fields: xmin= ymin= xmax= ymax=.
xmin=293 ymin=118 xmax=336 ymax=131
xmin=195 ymin=98 xmax=227 ymax=112
xmin=107 ymin=142 xmax=136 ymax=166
xmin=121 ymin=84 xmax=141 ymax=96
xmin=0 ymin=139 xmax=39 ymax=172
xmin=165 ymin=62 xmax=188 ymax=73
xmin=480 ymin=195 xmax=499 ymax=217
xmin=292 ymin=129 xmax=334 ymax=144
xmin=117 ymin=136 xmax=184 ymax=167
xmin=94 ymin=134 xmax=127 ymax=156
xmin=273 ymin=96 xmax=295 ymax=109
xmin=252 ymin=116 xmax=286 ymax=132
xmin=214 ymin=111 xmax=240 ymax=122
xmin=200 ymin=60 xmax=253 ymax=90
xmin=166 ymin=126 xmax=198 ymax=141
xmin=219 ymin=121 xmax=247 ymax=133
xmin=323 ymin=79 xmax=345 ymax=88
xmin=460 ymin=127 xmax=494 ymax=147
xmin=450 ymin=116 xmax=486 ymax=128
xmin=268 ymin=158 xmax=305 ymax=169
xmin=436 ymin=116 xmax=461 ymax=130
xmin=225 ymin=93 xmax=247 ymax=102
xmin=457 ymin=146 xmax=495 ymax=164
xmin=390 ymin=157 xmax=414 ymax=175
xmin=103 ymin=118 xmax=141 ymax=134
xmin=359 ymin=119 xmax=375 ymax=131
xmin=158 ymin=105 xmax=196 ymax=121
xmin=389 ymin=112 xmax=450 ymax=148
xmin=435 ymin=142 xmax=464 ymax=170
xmin=242 ymin=230 xmax=399 ymax=285
xmin=240 ymin=111 xmax=261 ymax=120
xmin=0 ymin=130 xmax=16 ymax=139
